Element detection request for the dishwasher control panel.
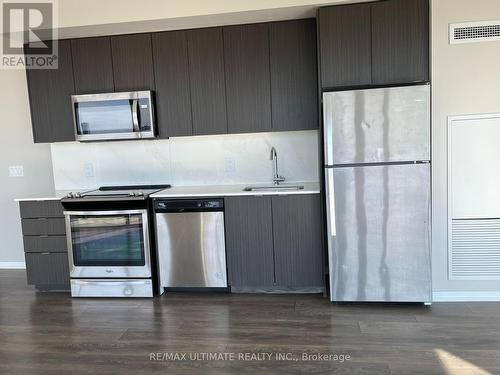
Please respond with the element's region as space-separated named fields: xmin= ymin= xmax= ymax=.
xmin=155 ymin=199 xmax=224 ymax=213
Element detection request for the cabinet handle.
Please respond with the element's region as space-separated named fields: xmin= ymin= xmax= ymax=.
xmin=41 ymin=252 xmax=50 ymax=255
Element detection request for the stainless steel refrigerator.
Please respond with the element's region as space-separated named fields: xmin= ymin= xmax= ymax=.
xmin=323 ymin=84 xmax=431 ymax=303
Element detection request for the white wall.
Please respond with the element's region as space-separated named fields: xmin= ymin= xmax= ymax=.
xmin=51 ymin=131 xmax=319 ymax=190
xmin=431 ymin=0 xmax=500 ymax=297
xmin=0 ymin=69 xmax=55 ymax=265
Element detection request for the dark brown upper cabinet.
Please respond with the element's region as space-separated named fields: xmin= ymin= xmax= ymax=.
xmin=25 ymin=40 xmax=76 ymax=143
xmin=152 ymin=30 xmax=193 ymax=138
xmin=224 ymin=23 xmax=272 ymax=134
xmin=318 ymin=4 xmax=372 ymax=89
xmin=371 ymin=0 xmax=429 ymax=85
xmin=187 ymin=27 xmax=228 ymax=136
xmin=111 ymin=34 xmax=155 ymax=91
xmin=71 ymin=37 xmax=114 ymax=94
xmin=270 ymin=19 xmax=318 ymax=131
xmin=318 ymin=0 xmax=429 ymax=89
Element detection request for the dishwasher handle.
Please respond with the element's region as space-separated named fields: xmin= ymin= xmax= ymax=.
xmin=155 ymin=199 xmax=224 ymax=213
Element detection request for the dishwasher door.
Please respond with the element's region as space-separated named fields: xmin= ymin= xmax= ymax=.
xmin=155 ymin=208 xmax=227 ymax=288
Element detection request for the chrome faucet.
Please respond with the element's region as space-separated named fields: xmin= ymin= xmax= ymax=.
xmin=270 ymin=146 xmax=285 ymax=185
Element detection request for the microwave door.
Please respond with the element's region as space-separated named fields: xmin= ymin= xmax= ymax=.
xmin=74 ymin=99 xmax=136 ymax=140
xmin=72 ymin=91 xmax=155 ymax=142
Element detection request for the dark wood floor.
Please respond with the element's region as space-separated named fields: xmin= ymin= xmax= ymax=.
xmin=1 ymin=270 xmax=499 ymax=374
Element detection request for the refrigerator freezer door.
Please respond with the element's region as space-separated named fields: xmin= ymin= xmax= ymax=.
xmin=328 ymin=163 xmax=431 ymax=302
xmin=323 ymin=85 xmax=430 ymax=166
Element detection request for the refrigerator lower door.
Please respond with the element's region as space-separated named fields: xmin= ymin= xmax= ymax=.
xmin=327 ymin=163 xmax=431 ymax=302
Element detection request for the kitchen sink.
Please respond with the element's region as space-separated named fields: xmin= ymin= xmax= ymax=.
xmin=243 ymin=185 xmax=304 ymax=192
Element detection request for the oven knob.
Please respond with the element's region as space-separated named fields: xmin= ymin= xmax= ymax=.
xmin=66 ymin=192 xmax=74 ymax=198
xmin=75 ymin=192 xmax=82 ymax=198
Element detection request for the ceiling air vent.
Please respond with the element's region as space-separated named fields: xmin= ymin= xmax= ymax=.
xmin=449 ymin=20 xmax=500 ymax=44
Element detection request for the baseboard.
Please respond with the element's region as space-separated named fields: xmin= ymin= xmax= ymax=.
xmin=433 ymin=291 xmax=500 ymax=302
xmin=0 ymin=261 xmax=26 ymax=269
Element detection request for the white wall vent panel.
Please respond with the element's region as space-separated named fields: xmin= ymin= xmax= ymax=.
xmin=449 ymin=20 xmax=500 ymax=44
xmin=448 ymin=113 xmax=500 ymax=281
xmin=451 ymin=219 xmax=500 ymax=280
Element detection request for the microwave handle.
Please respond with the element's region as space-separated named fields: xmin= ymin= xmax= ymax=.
xmin=132 ymin=99 xmax=140 ymax=132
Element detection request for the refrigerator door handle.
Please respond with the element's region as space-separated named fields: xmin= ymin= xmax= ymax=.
xmin=326 ymin=168 xmax=337 ymax=236
xmin=323 ymin=93 xmax=334 ymax=166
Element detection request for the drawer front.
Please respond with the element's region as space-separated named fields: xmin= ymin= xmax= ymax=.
xmin=19 ymin=200 xmax=64 ymax=218
xmin=22 ymin=218 xmax=66 ymax=236
xmin=23 ymin=235 xmax=67 ymax=253
xmin=25 ymin=252 xmax=70 ymax=286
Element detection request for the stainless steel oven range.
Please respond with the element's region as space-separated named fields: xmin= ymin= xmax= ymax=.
xmin=61 ymin=185 xmax=170 ymax=297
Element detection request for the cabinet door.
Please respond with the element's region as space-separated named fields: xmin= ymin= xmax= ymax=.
xmin=225 ymin=196 xmax=275 ymax=287
xmin=224 ymin=24 xmax=271 ymax=134
xmin=25 ymin=40 xmax=75 ymax=143
xmin=187 ymin=27 xmax=227 ymax=135
xmin=71 ymin=37 xmax=114 ymax=94
xmin=111 ymin=34 xmax=155 ymax=91
xmin=272 ymin=195 xmax=323 ymax=288
xmin=371 ymin=0 xmax=429 ymax=84
xmin=152 ymin=31 xmax=193 ymax=138
xmin=318 ymin=4 xmax=372 ymax=88
xmin=25 ymin=252 xmax=70 ymax=287
xmin=270 ymin=19 xmax=318 ymax=131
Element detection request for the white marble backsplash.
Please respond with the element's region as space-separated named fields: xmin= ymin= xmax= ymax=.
xmin=51 ymin=130 xmax=320 ymax=190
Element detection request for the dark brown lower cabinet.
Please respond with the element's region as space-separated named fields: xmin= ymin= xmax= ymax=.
xmin=25 ymin=253 xmax=70 ymax=289
xmin=19 ymin=201 xmax=70 ymax=291
xmin=272 ymin=195 xmax=323 ymax=288
xmin=224 ymin=194 xmax=324 ymax=291
xmin=225 ymin=196 xmax=275 ymax=288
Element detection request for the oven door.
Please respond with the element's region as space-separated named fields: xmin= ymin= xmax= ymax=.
xmin=71 ymin=91 xmax=155 ymax=142
xmin=64 ymin=210 xmax=152 ymax=278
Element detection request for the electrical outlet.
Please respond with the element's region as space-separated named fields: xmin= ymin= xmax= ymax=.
xmin=84 ymin=162 xmax=94 ymax=178
xmin=8 ymin=165 xmax=24 ymax=177
xmin=224 ymin=158 xmax=236 ymax=173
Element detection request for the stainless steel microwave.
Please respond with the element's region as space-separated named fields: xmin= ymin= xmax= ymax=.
xmin=71 ymin=91 xmax=155 ymax=142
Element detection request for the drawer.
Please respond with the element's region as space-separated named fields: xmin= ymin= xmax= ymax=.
xmin=23 ymin=235 xmax=67 ymax=253
xmin=19 ymin=200 xmax=63 ymax=218
xmin=25 ymin=252 xmax=70 ymax=286
xmin=22 ymin=218 xmax=66 ymax=236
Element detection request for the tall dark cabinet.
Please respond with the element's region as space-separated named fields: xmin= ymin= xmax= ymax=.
xmin=71 ymin=37 xmax=114 ymax=94
xmin=318 ymin=0 xmax=429 ymax=89
xmin=152 ymin=30 xmax=192 ymax=138
xmin=224 ymin=24 xmax=272 ymax=134
xmin=318 ymin=4 xmax=372 ymax=89
xmin=270 ymin=19 xmax=318 ymax=131
xmin=111 ymin=33 xmax=155 ymax=91
xmin=187 ymin=27 xmax=228 ymax=136
xmin=371 ymin=0 xmax=429 ymax=85
xmin=25 ymin=40 xmax=75 ymax=143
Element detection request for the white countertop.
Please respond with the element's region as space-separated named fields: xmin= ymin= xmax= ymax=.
xmin=14 ymin=182 xmax=321 ymax=202
xmin=150 ymin=181 xmax=320 ymax=198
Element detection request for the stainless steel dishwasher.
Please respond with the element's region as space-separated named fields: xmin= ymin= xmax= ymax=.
xmin=154 ymin=199 xmax=227 ymax=289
